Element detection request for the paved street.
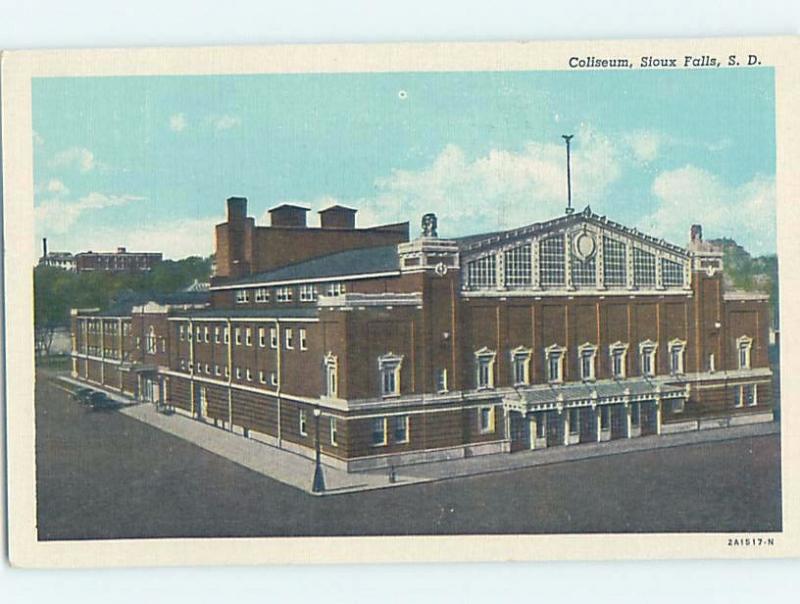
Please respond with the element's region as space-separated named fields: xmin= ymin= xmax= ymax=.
xmin=36 ymin=374 xmax=782 ymax=540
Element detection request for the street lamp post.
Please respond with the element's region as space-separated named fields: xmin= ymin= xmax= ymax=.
xmin=312 ymin=406 xmax=326 ymax=493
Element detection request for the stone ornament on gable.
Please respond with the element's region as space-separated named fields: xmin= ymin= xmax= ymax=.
xmin=421 ymin=213 xmax=438 ymax=238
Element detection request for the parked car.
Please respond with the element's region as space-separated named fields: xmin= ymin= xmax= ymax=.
xmin=88 ymin=391 xmax=122 ymax=411
xmin=71 ymin=387 xmax=94 ymax=405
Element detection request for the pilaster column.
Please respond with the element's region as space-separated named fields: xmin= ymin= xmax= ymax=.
xmin=625 ymin=402 xmax=632 ymax=438
xmin=563 ymin=409 xmax=570 ymax=446
xmin=529 ymin=414 xmax=538 ymax=450
xmin=595 ymin=406 xmax=602 ymax=442
xmin=656 ymin=399 xmax=662 ymax=435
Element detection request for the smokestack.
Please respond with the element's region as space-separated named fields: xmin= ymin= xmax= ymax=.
xmin=42 ymin=237 xmax=48 ymax=258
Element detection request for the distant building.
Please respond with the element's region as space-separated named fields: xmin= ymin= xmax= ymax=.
xmin=38 ymin=238 xmax=163 ymax=273
xmin=39 ymin=252 xmax=77 ymax=271
xmin=74 ymin=247 xmax=163 ymax=272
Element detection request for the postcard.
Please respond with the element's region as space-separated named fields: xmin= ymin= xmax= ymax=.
xmin=2 ymin=36 xmax=799 ymax=567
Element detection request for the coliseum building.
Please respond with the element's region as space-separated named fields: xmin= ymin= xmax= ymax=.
xmin=70 ymin=197 xmax=774 ymax=471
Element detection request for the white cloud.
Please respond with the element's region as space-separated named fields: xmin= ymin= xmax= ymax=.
xmin=45 ymin=178 xmax=69 ymax=195
xmin=49 ymin=147 xmax=96 ymax=172
xmin=169 ymin=113 xmax=188 ymax=132
xmin=623 ymin=130 xmax=663 ymax=163
xmin=35 ymin=192 xmax=144 ymax=235
xmin=54 ymin=216 xmax=220 ymax=259
xmin=638 ymin=165 xmax=776 ymax=254
xmin=212 ymin=115 xmax=241 ymax=131
xmin=273 ymin=125 xmax=621 ymax=237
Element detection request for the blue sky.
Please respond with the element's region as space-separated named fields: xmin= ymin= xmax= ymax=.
xmin=32 ymin=68 xmax=776 ymax=258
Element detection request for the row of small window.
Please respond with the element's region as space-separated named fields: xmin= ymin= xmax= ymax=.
xmin=235 ymin=282 xmax=347 ymax=304
xmin=297 ymin=413 xmax=344 ymax=447
xmin=466 ymin=237 xmax=686 ymax=290
xmin=83 ymin=321 xmax=131 ymax=335
xmin=179 ymin=360 xmax=280 ymax=385
xmin=179 ymin=324 xmax=308 ymax=350
xmin=473 ymin=340 xmax=686 ymax=389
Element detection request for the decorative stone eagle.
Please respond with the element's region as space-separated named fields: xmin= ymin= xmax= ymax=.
xmin=421 ymin=213 xmax=438 ymax=238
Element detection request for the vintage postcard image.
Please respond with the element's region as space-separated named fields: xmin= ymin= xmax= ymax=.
xmin=3 ymin=37 xmax=799 ymax=567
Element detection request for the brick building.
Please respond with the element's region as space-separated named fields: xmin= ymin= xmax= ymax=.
xmin=74 ymin=247 xmax=163 ymax=272
xmin=70 ymin=197 xmax=774 ymax=471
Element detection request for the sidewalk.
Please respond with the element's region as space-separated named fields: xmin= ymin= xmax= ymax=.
xmin=55 ymin=375 xmax=780 ymax=497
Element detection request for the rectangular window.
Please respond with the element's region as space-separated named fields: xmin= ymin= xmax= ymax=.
xmin=299 ymin=410 xmax=308 ymax=436
xmin=744 ymin=384 xmax=756 ymax=407
xmin=236 ymin=289 xmax=249 ymax=304
xmin=479 ymin=406 xmax=495 ymax=433
xmin=330 ymin=418 xmax=338 ymax=446
xmin=255 ymin=288 xmax=269 ymax=303
xmin=277 ymin=287 xmax=293 ymax=303
xmin=224 ymin=366 xmax=230 ymax=378
xmin=270 ymin=327 xmax=278 ymax=349
xmin=285 ymin=328 xmax=294 ymax=349
xmin=580 ymin=349 xmax=595 ymax=381
xmin=299 ymin=328 xmax=307 ymax=350
xmin=671 ymin=398 xmax=685 ymax=414
xmin=569 ymin=408 xmax=579 ymax=434
xmin=195 ymin=326 xmax=201 ymax=342
xmin=547 ymin=350 xmax=563 ymax=383
xmin=633 ymin=247 xmax=656 ymax=288
xmin=670 ymin=344 xmax=685 ymax=374
xmin=436 ymin=368 xmax=448 ymax=393
xmin=477 ymin=357 xmax=493 ymax=389
xmin=258 ymin=327 xmax=266 ymax=347
xmin=245 ymin=327 xmax=252 ymax=346
xmin=326 ymin=282 xmax=346 ymax=296
xmin=640 ymin=345 xmax=656 ymax=377
xmin=235 ymin=327 xmax=242 ymax=345
xmin=536 ymin=413 xmax=546 ymax=438
xmin=235 ymin=367 xmax=241 ymax=380
xmin=214 ymin=326 xmax=220 ymax=343
xmin=539 ymin=236 xmax=565 ymax=288
xmin=661 ymin=258 xmax=684 ymax=287
xmin=223 ymin=327 xmax=230 ymax=344
xmin=504 ymin=244 xmax=532 ymax=287
xmin=300 ymin=284 xmax=318 ymax=302
xmin=631 ymin=402 xmax=640 ymax=426
xmin=601 ymin=406 xmax=610 ymax=429
xmin=393 ymin=415 xmax=409 ymax=443
xmin=371 ymin=417 xmax=387 ymax=446
xmin=512 ymin=353 xmax=529 ymax=385
xmin=325 ymin=358 xmax=337 ymax=397
xmin=246 ymin=368 xmax=253 ymax=381
xmin=179 ymin=325 xmax=185 ymax=341
xmin=204 ymin=326 xmax=209 ymax=342
xmin=270 ymin=372 xmax=278 ymax=387
xmin=611 ymin=348 xmax=626 ymax=379
xmin=215 ymin=365 xmax=221 ymax=376
xmin=466 ymin=254 xmax=496 ymax=289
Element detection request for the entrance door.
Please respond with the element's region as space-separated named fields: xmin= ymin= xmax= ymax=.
xmin=509 ymin=412 xmax=530 ymax=452
xmin=545 ymin=410 xmax=564 ymax=447
xmin=579 ymin=407 xmax=597 ymax=443
xmin=640 ymin=400 xmax=658 ymax=436
xmin=610 ymin=404 xmax=627 ymax=440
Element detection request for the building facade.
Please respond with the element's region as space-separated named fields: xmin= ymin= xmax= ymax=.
xmin=70 ymin=198 xmax=774 ymax=471
xmin=74 ymin=247 xmax=163 ymax=272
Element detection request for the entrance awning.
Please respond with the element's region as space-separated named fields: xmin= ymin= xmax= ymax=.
xmin=504 ymin=378 xmax=687 ymax=413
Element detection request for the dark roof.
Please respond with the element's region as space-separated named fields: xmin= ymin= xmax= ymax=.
xmin=318 ymin=205 xmax=357 ymax=214
xmin=222 ymin=244 xmax=400 ymax=287
xmin=174 ymin=307 xmax=318 ymax=319
xmin=268 ymin=204 xmax=310 ymax=213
